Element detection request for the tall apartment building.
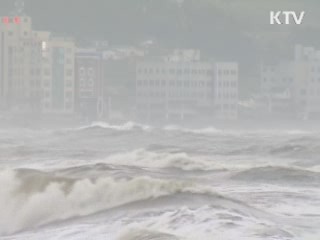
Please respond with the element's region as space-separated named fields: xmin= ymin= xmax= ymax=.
xmin=0 ymin=5 xmax=76 ymax=114
xmin=101 ymin=48 xmax=145 ymax=121
xmin=40 ymin=37 xmax=76 ymax=114
xmin=75 ymin=48 xmax=103 ymax=119
xmin=294 ymin=45 xmax=320 ymax=119
xmin=213 ymin=62 xmax=239 ymax=119
xmin=0 ymin=15 xmax=44 ymax=111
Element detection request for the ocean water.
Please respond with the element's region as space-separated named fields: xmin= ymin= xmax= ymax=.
xmin=0 ymin=122 xmax=319 ymax=240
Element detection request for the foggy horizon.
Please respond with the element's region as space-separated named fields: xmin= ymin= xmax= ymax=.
xmin=0 ymin=1 xmax=319 ymax=240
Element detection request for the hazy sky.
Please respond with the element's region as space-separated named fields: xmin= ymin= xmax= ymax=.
xmin=1 ymin=0 xmax=319 ymax=78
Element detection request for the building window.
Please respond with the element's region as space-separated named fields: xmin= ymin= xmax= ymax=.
xmin=65 ymin=91 xmax=73 ymax=99
xmin=80 ymin=67 xmax=85 ymax=76
xmin=66 ymin=69 xmax=73 ymax=76
xmin=65 ymin=102 xmax=72 ymax=110
xmin=45 ymin=102 xmax=50 ymax=109
xmin=66 ymin=80 xmax=73 ymax=87
xmin=80 ymin=78 xmax=85 ymax=88
xmin=88 ymin=68 xmax=94 ymax=77
xmin=44 ymin=80 xmax=50 ymax=87
xmin=44 ymin=69 xmax=50 ymax=76
xmin=86 ymin=78 xmax=93 ymax=87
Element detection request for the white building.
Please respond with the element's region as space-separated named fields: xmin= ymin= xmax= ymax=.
xmin=75 ymin=48 xmax=103 ymax=118
xmin=0 ymin=15 xmax=44 ymax=111
xmin=294 ymin=45 xmax=320 ymax=119
xmin=260 ymin=61 xmax=296 ymax=115
xmin=136 ymin=60 xmax=214 ymax=121
xmin=40 ymin=37 xmax=76 ymax=114
xmin=260 ymin=45 xmax=320 ymax=119
xmin=0 ymin=6 xmax=76 ymax=114
xmin=213 ymin=62 xmax=239 ymax=119
xmin=136 ymin=50 xmax=239 ymax=121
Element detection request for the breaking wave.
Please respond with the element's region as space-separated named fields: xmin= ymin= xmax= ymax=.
xmin=68 ymin=121 xmax=319 ymax=141
xmin=0 ymin=168 xmax=196 ymax=236
xmin=163 ymin=125 xmax=221 ymax=135
xmin=77 ymin=121 xmax=151 ymax=131
xmin=98 ymin=149 xmax=222 ymax=171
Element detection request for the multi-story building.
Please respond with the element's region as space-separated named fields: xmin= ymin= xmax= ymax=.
xmin=260 ymin=62 xmax=294 ymax=94
xmin=294 ymin=45 xmax=320 ymax=119
xmin=0 ymin=3 xmax=76 ymax=114
xmin=135 ymin=50 xmax=239 ymax=121
xmin=213 ymin=62 xmax=239 ymax=119
xmin=0 ymin=15 xmax=44 ymax=111
xmin=40 ymin=37 xmax=76 ymax=114
xmin=101 ymin=48 xmax=145 ymax=121
xmin=260 ymin=45 xmax=320 ymax=119
xmin=260 ymin=61 xmax=296 ymax=116
xmin=75 ymin=48 xmax=103 ymax=119
xmin=136 ymin=60 xmax=214 ymax=121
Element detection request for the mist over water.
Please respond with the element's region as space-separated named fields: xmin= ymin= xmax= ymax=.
xmin=1 ymin=0 xmax=320 ymax=238
xmin=0 ymin=122 xmax=319 ymax=240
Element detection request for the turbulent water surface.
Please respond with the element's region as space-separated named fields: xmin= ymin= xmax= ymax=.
xmin=0 ymin=122 xmax=319 ymax=240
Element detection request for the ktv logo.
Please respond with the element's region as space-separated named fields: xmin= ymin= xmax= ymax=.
xmin=270 ymin=11 xmax=305 ymax=25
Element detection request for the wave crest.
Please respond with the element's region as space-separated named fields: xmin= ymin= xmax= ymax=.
xmin=78 ymin=121 xmax=151 ymax=131
xmin=0 ymin=169 xmax=192 ymax=236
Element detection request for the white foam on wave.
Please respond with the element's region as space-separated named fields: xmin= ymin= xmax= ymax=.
xmin=0 ymin=169 xmax=194 ymax=236
xmin=85 ymin=149 xmax=320 ymax=173
xmin=115 ymin=204 xmax=295 ymax=240
xmin=100 ymin=149 xmax=223 ymax=171
xmin=163 ymin=125 xmax=221 ymax=135
xmin=162 ymin=125 xmax=317 ymax=137
xmin=1 ymin=205 xmax=271 ymax=240
xmin=34 ymin=148 xmax=319 ymax=173
xmin=78 ymin=121 xmax=151 ymax=131
xmin=2 ymin=169 xmax=319 ymax=240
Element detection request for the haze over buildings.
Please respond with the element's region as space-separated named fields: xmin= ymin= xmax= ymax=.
xmin=0 ymin=1 xmax=319 ymax=122
xmin=0 ymin=2 xmax=320 ymax=240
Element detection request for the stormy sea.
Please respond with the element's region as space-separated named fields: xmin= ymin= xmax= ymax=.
xmin=0 ymin=122 xmax=319 ymax=240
